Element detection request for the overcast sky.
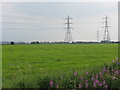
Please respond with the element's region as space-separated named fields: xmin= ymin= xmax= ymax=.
xmin=1 ymin=2 xmax=118 ymax=42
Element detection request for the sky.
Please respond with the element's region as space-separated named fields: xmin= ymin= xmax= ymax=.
xmin=1 ymin=2 xmax=118 ymax=42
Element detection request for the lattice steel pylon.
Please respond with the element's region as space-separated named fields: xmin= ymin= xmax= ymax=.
xmin=64 ymin=16 xmax=73 ymax=43
xmin=103 ymin=16 xmax=111 ymax=41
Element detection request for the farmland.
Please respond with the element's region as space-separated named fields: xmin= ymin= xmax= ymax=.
xmin=2 ymin=44 xmax=118 ymax=88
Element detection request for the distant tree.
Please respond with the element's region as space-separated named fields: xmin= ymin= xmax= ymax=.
xmin=11 ymin=41 xmax=15 ymax=45
xmin=31 ymin=41 xmax=36 ymax=44
xmin=101 ymin=40 xmax=111 ymax=43
xmin=36 ymin=41 xmax=39 ymax=44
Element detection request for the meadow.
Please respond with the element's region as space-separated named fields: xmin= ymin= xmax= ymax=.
xmin=2 ymin=44 xmax=119 ymax=88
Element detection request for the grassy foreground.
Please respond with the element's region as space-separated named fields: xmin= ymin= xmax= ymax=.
xmin=49 ymin=58 xmax=120 ymax=88
xmin=2 ymin=44 xmax=118 ymax=88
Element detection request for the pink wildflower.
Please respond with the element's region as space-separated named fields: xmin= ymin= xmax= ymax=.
xmin=91 ymin=76 xmax=94 ymax=81
xmin=85 ymin=80 xmax=88 ymax=83
xmin=93 ymin=83 xmax=96 ymax=87
xmin=117 ymin=61 xmax=120 ymax=64
xmin=80 ymin=76 xmax=83 ymax=81
xmin=78 ymin=83 xmax=82 ymax=88
xmin=112 ymin=76 xmax=116 ymax=80
xmin=95 ymin=80 xmax=99 ymax=84
xmin=99 ymin=83 xmax=102 ymax=87
xmin=105 ymin=85 xmax=108 ymax=88
xmin=85 ymin=83 xmax=88 ymax=88
xmin=114 ymin=70 xmax=119 ymax=75
xmin=96 ymin=74 xmax=98 ymax=79
xmin=56 ymin=84 xmax=59 ymax=88
xmin=85 ymin=72 xmax=89 ymax=75
xmin=112 ymin=60 xmax=115 ymax=63
xmin=116 ymin=58 xmax=118 ymax=61
xmin=74 ymin=72 xmax=77 ymax=76
xmin=50 ymin=80 xmax=53 ymax=87
xmin=99 ymin=72 xmax=103 ymax=76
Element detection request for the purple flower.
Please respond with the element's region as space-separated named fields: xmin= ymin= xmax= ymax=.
xmin=74 ymin=72 xmax=77 ymax=76
xmin=99 ymin=72 xmax=103 ymax=78
xmin=114 ymin=70 xmax=119 ymax=75
xmin=96 ymin=74 xmax=98 ymax=79
xmin=95 ymin=80 xmax=99 ymax=84
xmin=85 ymin=83 xmax=88 ymax=88
xmin=105 ymin=85 xmax=108 ymax=88
xmin=80 ymin=76 xmax=83 ymax=81
xmin=50 ymin=80 xmax=53 ymax=87
xmin=112 ymin=76 xmax=116 ymax=80
xmin=85 ymin=72 xmax=89 ymax=75
xmin=117 ymin=61 xmax=120 ymax=64
xmin=93 ymin=83 xmax=96 ymax=87
xmin=112 ymin=60 xmax=115 ymax=63
xmin=116 ymin=58 xmax=118 ymax=61
xmin=99 ymin=83 xmax=102 ymax=87
xmin=99 ymin=72 xmax=102 ymax=76
xmin=56 ymin=84 xmax=59 ymax=88
xmin=78 ymin=83 xmax=82 ymax=88
xmin=91 ymin=76 xmax=94 ymax=81
xmin=85 ymin=80 xmax=88 ymax=83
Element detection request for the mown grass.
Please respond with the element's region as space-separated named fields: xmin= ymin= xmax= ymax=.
xmin=2 ymin=44 xmax=118 ymax=88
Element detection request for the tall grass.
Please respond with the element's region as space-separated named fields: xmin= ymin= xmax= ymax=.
xmin=48 ymin=58 xmax=120 ymax=88
xmin=3 ymin=58 xmax=119 ymax=88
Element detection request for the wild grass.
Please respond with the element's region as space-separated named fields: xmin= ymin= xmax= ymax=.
xmin=2 ymin=44 xmax=118 ymax=88
xmin=48 ymin=58 xmax=120 ymax=88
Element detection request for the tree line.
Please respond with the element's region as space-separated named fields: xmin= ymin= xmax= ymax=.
xmin=1 ymin=41 xmax=120 ymax=45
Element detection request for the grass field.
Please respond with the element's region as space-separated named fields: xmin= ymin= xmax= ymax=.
xmin=2 ymin=44 xmax=118 ymax=88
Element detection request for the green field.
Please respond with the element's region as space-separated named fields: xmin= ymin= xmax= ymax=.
xmin=2 ymin=44 xmax=118 ymax=88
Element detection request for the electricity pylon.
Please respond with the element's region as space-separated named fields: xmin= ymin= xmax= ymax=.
xmin=103 ymin=16 xmax=111 ymax=41
xmin=64 ymin=16 xmax=73 ymax=43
